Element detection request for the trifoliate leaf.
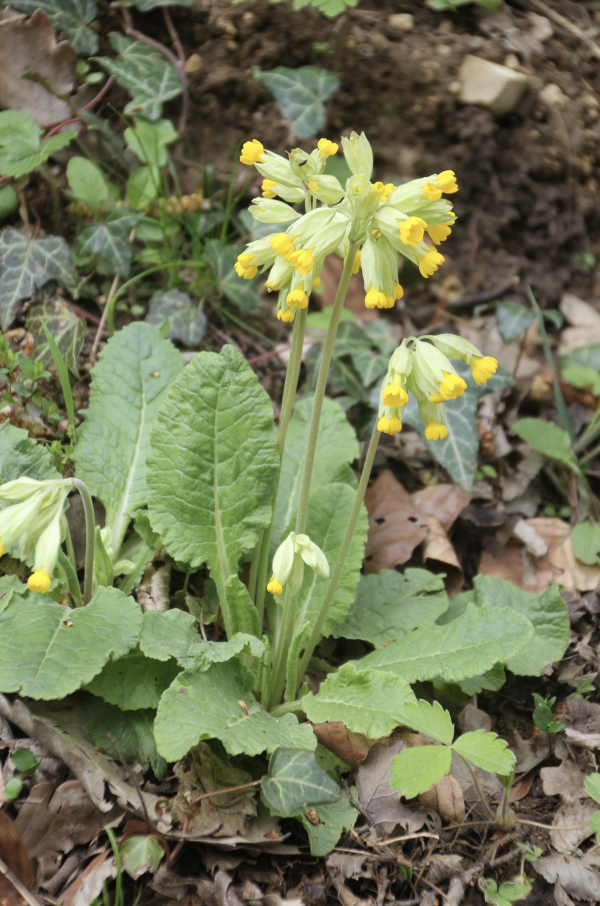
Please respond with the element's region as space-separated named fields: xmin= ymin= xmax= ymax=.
xmin=9 ymin=0 xmax=98 ymax=53
xmin=204 ymin=239 xmax=261 ymax=313
xmin=76 ymin=213 xmax=137 ymax=277
xmin=584 ymin=773 xmax=600 ymax=806
xmin=590 ymin=811 xmax=600 ymax=843
xmin=398 ymin=700 xmax=454 ymax=746
xmin=512 ymin=418 xmax=576 ymax=468
xmin=74 ymin=322 xmax=183 ymax=553
xmin=390 ymin=745 xmax=452 ymax=799
xmin=146 ymin=345 xmax=279 ymax=638
xmin=0 ymin=422 xmax=59 ymax=484
xmin=26 ymin=299 xmax=85 ymax=377
xmin=496 ymin=301 xmax=535 ymax=343
xmin=77 ymin=692 xmax=167 ymax=778
xmin=0 ymin=227 xmax=77 ymax=331
xmin=253 ymin=65 xmax=340 ymax=140
xmin=272 ymin=395 xmax=358 ymax=551
xmin=571 ymin=523 xmax=600 ymax=566
xmin=262 ymin=748 xmax=342 ymax=817
xmin=139 ymin=609 xmax=198 ymax=665
xmin=453 ymin=730 xmax=515 ymax=775
xmin=302 ymin=664 xmax=416 ymax=738
xmin=123 ymin=117 xmax=178 ymax=170
xmin=85 ymin=649 xmax=180 ymax=710
xmin=333 ymin=568 xmax=449 ymax=647
xmin=472 ymin=576 xmax=569 ymax=676
xmin=0 ymin=587 xmax=141 ymax=699
xmin=66 ymin=157 xmax=112 ymax=205
xmin=185 ymin=633 xmax=265 ymax=671
xmin=293 ymin=783 xmax=358 ymax=857
xmin=355 ymin=603 xmax=533 ymax=683
xmin=95 ymin=34 xmax=182 ymax=121
xmin=154 ymin=659 xmax=316 ymax=760
xmin=146 ymin=289 xmax=207 ymax=347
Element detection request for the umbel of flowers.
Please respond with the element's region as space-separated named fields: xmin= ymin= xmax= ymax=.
xmin=377 ymin=335 xmax=498 ymax=440
xmin=236 ymin=132 xmax=458 ymax=321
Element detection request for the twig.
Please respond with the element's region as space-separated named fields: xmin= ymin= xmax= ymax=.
xmin=126 ymin=25 xmax=188 ymax=135
xmin=0 ymin=855 xmax=41 ymax=906
xmin=343 ymin=778 xmax=375 ymax=827
xmin=421 ymin=877 xmax=451 ymax=903
xmin=190 ymin=779 xmax=261 ymax=805
xmin=376 ymin=866 xmax=389 ymax=906
xmin=378 ymin=833 xmax=440 ymax=846
xmin=247 ymin=344 xmax=291 ymax=366
xmin=528 ymin=0 xmax=600 ymax=59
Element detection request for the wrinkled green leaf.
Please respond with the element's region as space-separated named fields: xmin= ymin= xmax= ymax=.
xmin=146 ymin=289 xmax=207 ymax=347
xmin=390 ymin=745 xmax=452 ymax=799
xmin=186 ymin=633 xmax=265 ymax=670
xmin=0 ymin=423 xmax=59 ymax=484
xmin=0 ymin=588 xmax=141 ymax=699
xmin=9 ymin=0 xmax=98 ymax=52
xmin=86 ymin=649 xmax=180 ymax=710
xmin=74 ymin=322 xmax=183 ymax=552
xmin=262 ymin=748 xmax=342 ymax=817
xmin=496 ymin=301 xmax=535 ymax=343
xmin=398 ymin=700 xmax=454 ymax=745
xmin=205 ymin=239 xmax=261 ymax=313
xmin=225 ymin=576 xmax=262 ymax=638
xmin=572 ymin=522 xmax=600 ymax=566
xmin=254 ymin=66 xmax=340 ymax=140
xmin=302 ymin=663 xmax=416 ymax=738
xmin=333 ymin=568 xmax=448 ymax=647
xmin=0 ymin=227 xmax=77 ymax=331
xmin=154 ymin=660 xmax=316 ymax=760
xmin=453 ymin=729 xmax=515 ymax=775
xmin=139 ymin=609 xmax=199 ymax=664
xmin=26 ymin=299 xmax=85 ymax=377
xmin=76 ymin=213 xmax=137 ymax=277
xmin=0 ymin=186 xmax=18 ymax=220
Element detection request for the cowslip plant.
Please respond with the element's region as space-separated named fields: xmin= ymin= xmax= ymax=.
xmin=0 ymin=131 xmax=570 ymax=856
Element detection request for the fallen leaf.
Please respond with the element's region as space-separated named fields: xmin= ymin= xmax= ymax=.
xmin=508 ymin=769 xmax=535 ymax=803
xmin=422 ymin=515 xmax=463 ymax=596
xmin=137 ymin=565 xmax=171 ymax=613
xmin=355 ymin=739 xmax=427 ymax=836
xmin=457 ymin=703 xmax=492 ymax=734
xmin=426 ymin=855 xmax=464 ymax=883
xmin=558 ymin=293 xmax=600 ymax=356
xmin=0 ymin=811 xmax=33 ymax=887
xmin=411 ymin=484 xmax=472 ymax=532
xmin=59 ymin=851 xmax=116 ymax=906
xmin=554 ymin=882 xmax=576 ymax=906
xmin=326 ymin=852 xmax=370 ymax=883
xmin=535 ymin=854 xmax=600 ymax=902
xmin=312 ymin=722 xmax=370 ymax=769
xmin=563 ymin=728 xmax=600 ymax=750
xmin=0 ymin=9 xmax=77 ymax=127
xmin=363 ymin=470 xmax=428 ymax=573
xmin=419 ymin=772 xmax=465 ymax=823
xmin=564 ymin=697 xmax=600 ymax=735
xmin=550 ymin=799 xmax=597 ymax=854
xmin=511 ymin=731 xmax=552 ymax=773
xmin=541 ymin=762 xmax=587 ymax=802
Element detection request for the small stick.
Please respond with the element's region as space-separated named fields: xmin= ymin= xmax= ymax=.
xmin=528 ymin=0 xmax=600 ymax=60
xmin=0 ymin=854 xmax=42 ymax=906
xmin=191 ymin=779 xmax=261 ymax=805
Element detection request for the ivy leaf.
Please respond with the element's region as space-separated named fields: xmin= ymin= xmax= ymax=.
xmin=76 ymin=213 xmax=137 ymax=277
xmin=121 ymin=836 xmax=165 ymax=879
xmin=204 ymin=239 xmax=261 ymax=313
xmin=472 ymin=576 xmax=569 ymax=676
xmin=261 ymin=748 xmax=342 ymax=817
xmin=390 ymin=745 xmax=452 ymax=799
xmin=9 ymin=0 xmax=98 ymax=53
xmin=293 ymin=784 xmax=358 ymax=857
xmin=403 ymin=362 xmax=514 ymax=491
xmin=272 ymin=395 xmax=358 ymax=551
xmin=77 ymin=693 xmax=167 ymax=778
xmin=146 ymin=345 xmax=279 ymax=636
xmin=139 ymin=609 xmax=199 ymax=665
xmin=0 ymin=422 xmax=59 ymax=484
xmin=26 ymin=299 xmax=85 ymax=377
xmin=0 ymin=588 xmax=141 ymax=700
xmin=0 ymin=111 xmax=76 ymax=178
xmin=253 ymin=66 xmax=340 ymax=140
xmin=302 ymin=664 xmax=416 ymax=738
xmin=186 ymin=633 xmax=265 ymax=671
xmin=0 ymin=227 xmax=77 ymax=331
xmin=74 ymin=323 xmax=183 ymax=552
xmin=495 ymin=301 xmax=535 ymax=343
xmin=355 ymin=603 xmax=533 ymax=683
xmin=146 ymin=289 xmax=207 ymax=347
xmin=453 ymin=730 xmax=515 ymax=776
xmin=95 ymin=34 xmax=182 ymax=121
xmin=333 ymin=568 xmax=448 ymax=647
xmin=154 ymin=660 xmax=316 ymax=761
xmin=512 ymin=418 xmax=576 ymax=469
xmin=560 ymin=345 xmax=600 ymax=372
xmin=85 ymin=649 xmax=180 ymax=710
xmin=398 ymin=700 xmax=454 ymax=746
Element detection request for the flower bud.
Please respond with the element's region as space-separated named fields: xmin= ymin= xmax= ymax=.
xmin=341 ymin=131 xmax=373 ymax=179
xmin=250 ymin=199 xmax=302 ymax=224
xmin=307 ymin=175 xmax=345 ymax=205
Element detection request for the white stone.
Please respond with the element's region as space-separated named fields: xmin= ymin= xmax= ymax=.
xmin=458 ymin=54 xmax=529 ymax=117
xmin=540 ymin=83 xmax=567 ymax=107
xmin=388 ymin=13 xmax=414 ymax=32
xmin=527 ymin=12 xmax=553 ymax=43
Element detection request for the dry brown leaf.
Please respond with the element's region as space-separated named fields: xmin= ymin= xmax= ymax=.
xmin=59 ymin=851 xmax=116 ymax=906
xmin=550 ymin=799 xmax=597 ymax=854
xmin=363 ymin=470 xmax=428 ymax=573
xmin=535 ymin=854 xmax=600 ymax=902
xmin=564 ymin=697 xmax=600 ymax=735
xmin=541 ymin=762 xmax=587 ymax=802
xmin=312 ymin=722 xmax=370 ymax=769
xmin=137 ymin=564 xmax=171 ymax=613
xmin=457 ymin=702 xmax=492 ymax=734
xmin=0 ymin=9 xmax=77 ymax=126
xmin=326 ymin=852 xmax=370 ymax=883
xmin=0 ymin=810 xmax=33 ymax=889
xmin=511 ymin=731 xmax=551 ymax=773
xmin=422 ymin=515 xmax=463 ymax=596
xmin=458 ymin=321 xmax=540 ymax=379
xmin=419 ymin=773 xmax=465 ymax=823
xmin=411 ymin=484 xmax=472 ymax=532
xmin=508 ymin=768 xmax=535 ymax=803
xmin=558 ymin=293 xmax=600 ymax=356
xmin=355 ymin=739 xmax=427 ymax=837
xmin=554 ymin=882 xmax=576 ymax=906
xmin=0 ymin=876 xmax=28 ymax=906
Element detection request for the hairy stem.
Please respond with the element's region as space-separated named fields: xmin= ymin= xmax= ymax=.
xmin=295 ymin=426 xmax=380 ymax=689
xmin=269 ymin=584 xmax=299 ymax=709
xmin=72 ymin=479 xmax=95 ymax=605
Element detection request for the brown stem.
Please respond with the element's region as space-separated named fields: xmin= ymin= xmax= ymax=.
xmin=191 ymin=779 xmax=261 ymax=805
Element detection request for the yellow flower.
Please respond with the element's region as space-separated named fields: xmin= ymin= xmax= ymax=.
xmin=424 ymin=421 xmax=448 ymax=442
xmin=317 ymin=138 xmax=338 ymax=157
xmin=261 ymin=178 xmax=277 ymax=198
xmin=289 ymin=248 xmax=314 ymax=275
xmin=400 ymin=216 xmax=427 ymax=246
xmin=0 ymin=541 xmax=3 ymax=557
xmin=418 ymin=248 xmax=445 ymax=278
xmin=427 ymin=221 xmax=453 ymax=245
xmin=422 ymin=181 xmax=442 ymax=202
xmin=382 ymin=379 xmax=409 ymax=408
xmin=277 ymin=309 xmax=295 ymax=323
xmin=235 ymin=253 xmax=258 ymax=280
xmin=269 ymin=232 xmax=296 ymax=259
xmin=343 ymin=249 xmax=361 ymax=275
xmin=371 ymin=181 xmax=385 ymax=196
xmin=377 ymin=415 xmax=402 ymax=435
xmin=267 ymin=579 xmax=283 ymax=595
xmin=365 ymin=288 xmax=387 ymax=309
xmin=240 ymin=139 xmax=264 ymax=166
xmin=287 ymin=288 xmax=309 ymax=309
xmin=313 ymin=275 xmax=322 ymax=288
xmin=28 ymin=568 xmax=51 ymax=594
xmin=266 ymin=280 xmax=280 ymax=291
xmin=471 ymin=356 xmax=498 ymax=385
xmin=437 ymin=170 xmax=458 ymax=193
xmin=430 ymin=372 xmax=467 ymax=403
xmin=394 ymin=283 xmax=404 ymax=300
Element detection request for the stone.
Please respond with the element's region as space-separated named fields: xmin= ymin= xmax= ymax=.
xmin=184 ymin=53 xmax=203 ymax=75
xmin=540 ymin=83 xmax=567 ymax=107
xmin=458 ymin=54 xmax=529 ymax=117
xmin=388 ymin=13 xmax=414 ymax=32
xmin=527 ymin=12 xmax=553 ymax=43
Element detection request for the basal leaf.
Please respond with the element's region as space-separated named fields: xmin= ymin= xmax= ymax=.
xmin=95 ymin=34 xmax=182 ymax=121
xmin=121 ymin=836 xmax=164 ymax=878
xmin=26 ymin=299 xmax=85 ymax=377
xmin=9 ymin=0 xmax=98 ymax=52
xmin=293 ymin=784 xmax=358 ymax=857
xmin=126 ymin=167 xmax=157 ymax=210
xmin=0 ymin=228 xmax=77 ymax=330
xmin=571 ymin=523 xmax=600 ymax=566
xmin=77 ymin=692 xmax=167 ymax=778
xmin=139 ymin=609 xmax=198 ymax=665
xmin=186 ymin=633 xmax=265 ymax=670
xmin=333 ymin=568 xmax=449 ymax=647
xmin=398 ymin=700 xmax=454 ymax=746
xmin=453 ymin=729 xmax=515 ymax=776
xmin=254 ymin=66 xmax=340 ymax=140
xmin=225 ymin=576 xmax=262 ymax=638
xmin=272 ymin=395 xmax=358 ymax=551
xmin=473 ymin=576 xmax=569 ymax=675
xmin=0 ymin=423 xmax=59 ymax=484
xmin=74 ymin=322 xmax=183 ymax=553
xmin=76 ymin=213 xmax=137 ymax=277
xmin=146 ymin=289 xmax=207 ymax=347
xmin=66 ymin=157 xmax=111 ymax=205
xmin=512 ymin=418 xmax=575 ymax=466
xmin=403 ymin=361 xmax=514 ymax=491
xmin=496 ymin=301 xmax=535 ymax=343
xmin=205 ymin=239 xmax=261 ymax=313
xmin=355 ymin=603 xmax=533 ymax=683
xmin=154 ymin=660 xmax=316 ymax=760
xmin=262 ymin=748 xmax=342 ymax=817
xmin=146 ymin=344 xmax=279 ymax=636
xmin=85 ymin=649 xmax=180 ymax=710
xmin=302 ymin=664 xmax=416 ymax=738
xmin=457 ymin=664 xmax=506 ymax=696
xmin=0 ymin=587 xmax=141 ymax=699
xmin=389 ymin=745 xmax=452 ymax=799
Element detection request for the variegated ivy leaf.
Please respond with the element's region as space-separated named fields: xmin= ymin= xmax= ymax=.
xmin=26 ymin=299 xmax=85 ymax=377
xmin=294 ymin=784 xmax=358 ymax=857
xmin=0 ymin=228 xmax=77 ymax=330
xmin=253 ymin=65 xmax=340 ymax=140
xmin=76 ymin=213 xmax=137 ymax=277
xmin=262 ymin=748 xmax=342 ymax=818
xmin=9 ymin=0 xmax=98 ymax=53
xmin=146 ymin=289 xmax=207 ymax=347
xmin=85 ymin=649 xmax=180 ymax=710
xmin=204 ymin=239 xmax=261 ymax=313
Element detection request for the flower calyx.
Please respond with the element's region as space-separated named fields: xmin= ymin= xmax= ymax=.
xmin=267 ymin=532 xmax=329 ymax=597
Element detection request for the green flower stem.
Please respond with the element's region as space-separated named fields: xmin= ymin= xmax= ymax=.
xmin=255 ymin=308 xmax=307 ymax=622
xmin=72 ymin=479 xmax=95 ymax=605
xmin=269 ymin=584 xmax=298 ymax=709
xmin=294 ymin=426 xmax=380 ymax=691
xmin=294 ymin=242 xmax=359 ymax=535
